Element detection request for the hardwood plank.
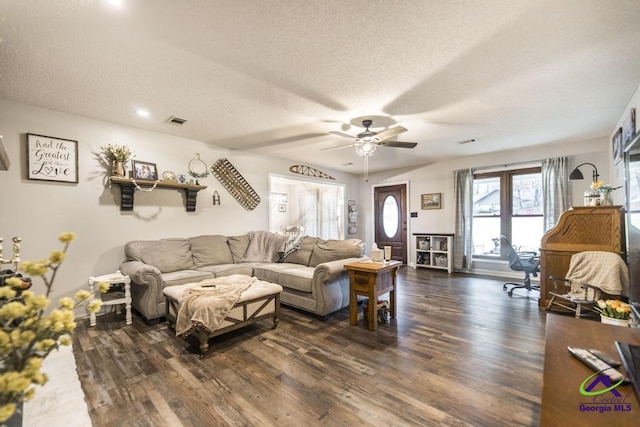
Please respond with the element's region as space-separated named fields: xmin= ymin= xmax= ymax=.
xmin=73 ymin=268 xmax=546 ymax=426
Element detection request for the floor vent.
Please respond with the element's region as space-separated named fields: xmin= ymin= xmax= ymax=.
xmin=166 ymin=116 xmax=187 ymax=126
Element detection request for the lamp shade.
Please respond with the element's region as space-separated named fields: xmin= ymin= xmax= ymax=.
xmin=569 ymin=168 xmax=584 ymax=180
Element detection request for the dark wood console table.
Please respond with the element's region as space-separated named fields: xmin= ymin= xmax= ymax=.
xmin=109 ymin=177 xmax=207 ymax=212
xmin=541 ymin=314 xmax=640 ymax=426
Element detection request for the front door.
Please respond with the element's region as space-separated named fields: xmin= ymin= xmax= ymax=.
xmin=374 ymin=184 xmax=408 ymax=264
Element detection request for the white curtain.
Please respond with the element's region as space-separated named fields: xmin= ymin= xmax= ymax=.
xmin=542 ymin=157 xmax=570 ymax=232
xmin=453 ymin=168 xmax=474 ymax=271
xmin=299 ymin=186 xmax=344 ymax=239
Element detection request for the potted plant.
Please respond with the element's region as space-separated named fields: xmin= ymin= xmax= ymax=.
xmin=100 ymin=144 xmax=134 ymax=177
xmin=590 ymin=181 xmax=622 ymax=206
xmin=594 ymin=299 xmax=632 ymax=327
xmin=0 ymin=233 xmax=107 ymax=425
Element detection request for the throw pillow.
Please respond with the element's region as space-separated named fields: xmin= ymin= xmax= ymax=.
xmin=282 ymin=236 xmax=319 ymax=266
xmin=309 ymin=239 xmax=364 ymax=267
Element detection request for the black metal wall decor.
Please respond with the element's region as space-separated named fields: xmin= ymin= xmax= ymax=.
xmin=210 ymin=158 xmax=260 ymax=210
xmin=289 ymin=164 xmax=335 ymax=180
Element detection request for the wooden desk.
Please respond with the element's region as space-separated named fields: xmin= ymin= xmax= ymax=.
xmin=541 ymin=314 xmax=640 ymax=426
xmin=344 ymin=260 xmax=401 ymax=330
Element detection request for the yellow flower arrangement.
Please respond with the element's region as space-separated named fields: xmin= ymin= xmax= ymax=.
xmin=0 ymin=233 xmax=109 ymax=423
xmin=595 ymin=299 xmax=632 ymax=320
xmin=100 ymin=143 xmax=134 ymax=163
xmin=590 ymin=181 xmax=622 ymax=194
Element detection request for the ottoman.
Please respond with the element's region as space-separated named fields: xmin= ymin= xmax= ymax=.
xmin=163 ymin=275 xmax=283 ymax=357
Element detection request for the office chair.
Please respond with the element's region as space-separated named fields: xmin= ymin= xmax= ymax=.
xmin=501 ymin=235 xmax=541 ymax=297
xmin=546 ymin=251 xmax=629 ymax=318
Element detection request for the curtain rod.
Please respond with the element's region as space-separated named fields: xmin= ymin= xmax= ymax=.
xmin=472 ymin=158 xmax=546 ymax=173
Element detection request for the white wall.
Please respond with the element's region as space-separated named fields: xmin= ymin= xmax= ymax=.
xmin=0 ymin=100 xmax=360 ymax=302
xmin=356 ymin=137 xmax=609 ymax=274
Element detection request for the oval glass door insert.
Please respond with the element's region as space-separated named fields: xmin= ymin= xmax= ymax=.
xmin=383 ymin=195 xmax=399 ymax=238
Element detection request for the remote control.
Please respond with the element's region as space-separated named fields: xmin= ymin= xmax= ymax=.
xmin=588 ymin=348 xmax=621 ymax=367
xmin=567 ymin=346 xmax=625 ymax=383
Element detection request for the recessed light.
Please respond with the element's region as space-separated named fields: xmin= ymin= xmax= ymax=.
xmin=136 ymin=109 xmax=150 ymax=118
xmin=107 ymin=0 xmax=126 ymax=7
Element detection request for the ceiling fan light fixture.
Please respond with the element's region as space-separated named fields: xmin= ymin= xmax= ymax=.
xmin=355 ymin=141 xmax=379 ymax=157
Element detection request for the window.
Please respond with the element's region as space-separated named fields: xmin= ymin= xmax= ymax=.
xmin=472 ymin=167 xmax=543 ymax=258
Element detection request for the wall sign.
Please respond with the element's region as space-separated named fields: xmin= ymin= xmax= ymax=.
xmin=27 ymin=133 xmax=78 ymax=183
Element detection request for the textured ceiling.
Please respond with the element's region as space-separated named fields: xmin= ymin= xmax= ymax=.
xmin=1 ymin=0 xmax=640 ymax=175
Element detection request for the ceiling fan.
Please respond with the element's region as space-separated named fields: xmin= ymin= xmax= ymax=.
xmin=324 ymin=119 xmax=418 ymax=153
xmin=324 ymin=119 xmax=417 ymax=181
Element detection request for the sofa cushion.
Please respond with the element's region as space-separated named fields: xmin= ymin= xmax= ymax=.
xmin=161 ymin=270 xmax=213 ymax=287
xmin=282 ymin=236 xmax=319 ymax=266
xmin=125 ymin=239 xmax=194 ymax=273
xmin=240 ymin=231 xmax=290 ymax=263
xmin=228 ymin=234 xmax=250 ymax=263
xmin=253 ymin=263 xmax=315 ymax=293
xmin=189 ymin=235 xmax=234 ymax=267
xmin=309 ymin=239 xmax=364 ymax=267
xmin=196 ymin=263 xmax=255 ymax=277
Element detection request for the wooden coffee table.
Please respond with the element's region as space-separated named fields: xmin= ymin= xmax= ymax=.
xmin=344 ymin=260 xmax=401 ymax=330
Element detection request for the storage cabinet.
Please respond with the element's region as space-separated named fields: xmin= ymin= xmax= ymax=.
xmin=413 ymin=233 xmax=454 ymax=273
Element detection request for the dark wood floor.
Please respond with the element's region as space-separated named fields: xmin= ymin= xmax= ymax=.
xmin=73 ymin=268 xmax=547 ymax=426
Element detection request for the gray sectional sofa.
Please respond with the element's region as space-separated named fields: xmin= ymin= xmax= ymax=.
xmin=119 ymin=231 xmax=367 ymax=323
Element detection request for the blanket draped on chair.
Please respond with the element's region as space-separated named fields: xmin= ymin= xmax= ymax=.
xmin=176 ymin=275 xmax=257 ymax=337
xmin=566 ymin=251 xmax=629 ymax=299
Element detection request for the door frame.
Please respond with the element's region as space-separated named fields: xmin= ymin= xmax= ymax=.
xmin=371 ymin=180 xmax=410 ymax=264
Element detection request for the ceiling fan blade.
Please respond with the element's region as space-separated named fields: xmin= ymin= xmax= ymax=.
xmin=382 ymin=141 xmax=418 ymax=149
xmin=329 ymin=131 xmax=356 ymax=140
xmin=321 ymin=143 xmax=356 ymax=151
xmin=374 ymin=125 xmax=408 ymax=141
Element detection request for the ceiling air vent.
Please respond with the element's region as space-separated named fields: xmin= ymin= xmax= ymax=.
xmin=165 ymin=116 xmax=187 ymax=126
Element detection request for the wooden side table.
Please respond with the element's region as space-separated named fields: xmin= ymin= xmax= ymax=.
xmin=344 ymin=260 xmax=401 ymax=330
xmin=88 ymin=270 xmax=132 ymax=326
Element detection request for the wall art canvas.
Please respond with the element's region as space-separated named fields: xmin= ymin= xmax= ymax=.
xmin=27 ymin=133 xmax=78 ymax=183
xmin=421 ymin=193 xmax=442 ymax=210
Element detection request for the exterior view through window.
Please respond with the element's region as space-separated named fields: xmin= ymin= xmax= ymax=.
xmin=472 ymin=168 xmax=543 ymax=258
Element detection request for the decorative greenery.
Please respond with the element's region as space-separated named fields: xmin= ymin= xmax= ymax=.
xmin=100 ymin=144 xmax=134 ymax=163
xmin=595 ymin=299 xmax=632 ymax=320
xmin=591 ymin=181 xmax=622 ymax=194
xmin=0 ymin=233 xmax=108 ymax=423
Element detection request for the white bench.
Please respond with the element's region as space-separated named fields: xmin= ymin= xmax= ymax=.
xmin=163 ymin=278 xmax=282 ymax=357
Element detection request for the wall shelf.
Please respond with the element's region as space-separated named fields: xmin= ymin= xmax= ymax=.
xmin=109 ymin=177 xmax=207 ymax=212
xmin=413 ymin=233 xmax=454 ymax=273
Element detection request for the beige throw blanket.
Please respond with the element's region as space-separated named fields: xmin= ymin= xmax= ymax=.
xmin=566 ymin=251 xmax=629 ymax=299
xmin=176 ymin=275 xmax=257 ymax=337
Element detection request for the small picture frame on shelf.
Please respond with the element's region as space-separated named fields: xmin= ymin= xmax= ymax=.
xmin=132 ymin=160 xmax=158 ymax=180
xmin=421 ymin=193 xmax=442 ymax=210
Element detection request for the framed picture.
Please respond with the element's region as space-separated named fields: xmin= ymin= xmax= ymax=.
xmin=421 ymin=193 xmax=442 ymax=210
xmin=132 ymin=160 xmax=158 ymax=180
xmin=278 ymin=204 xmax=287 ymax=212
xmin=612 ymin=127 xmax=623 ymax=165
xmin=27 ymin=133 xmax=78 ymax=183
xmin=623 ymin=108 xmax=637 ymax=151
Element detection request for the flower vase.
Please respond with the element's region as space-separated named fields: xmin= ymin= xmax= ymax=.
xmin=5 ymin=402 xmax=23 ymax=427
xmin=599 ymin=192 xmax=613 ymax=206
xmin=112 ymin=161 xmax=125 ymax=177
xmin=600 ymin=314 xmax=629 ymax=327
